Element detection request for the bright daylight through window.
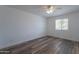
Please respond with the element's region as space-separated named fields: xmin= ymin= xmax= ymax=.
xmin=55 ymin=18 xmax=68 ymax=30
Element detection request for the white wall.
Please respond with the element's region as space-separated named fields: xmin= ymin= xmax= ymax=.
xmin=1 ymin=5 xmax=79 ymax=49
xmin=0 ymin=6 xmax=46 ymax=49
xmin=47 ymin=11 xmax=79 ymax=41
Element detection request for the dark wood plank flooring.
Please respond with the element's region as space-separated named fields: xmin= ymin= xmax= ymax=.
xmin=0 ymin=36 xmax=79 ymax=54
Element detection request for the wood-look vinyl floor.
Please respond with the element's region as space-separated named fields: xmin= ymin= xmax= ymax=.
xmin=1 ymin=37 xmax=79 ymax=54
xmin=36 ymin=38 xmax=79 ymax=54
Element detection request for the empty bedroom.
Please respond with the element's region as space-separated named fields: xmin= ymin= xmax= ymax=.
xmin=0 ymin=5 xmax=79 ymax=54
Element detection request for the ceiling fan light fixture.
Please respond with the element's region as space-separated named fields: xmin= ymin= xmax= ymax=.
xmin=46 ymin=8 xmax=54 ymax=14
xmin=44 ymin=5 xmax=55 ymax=14
xmin=46 ymin=9 xmax=53 ymax=14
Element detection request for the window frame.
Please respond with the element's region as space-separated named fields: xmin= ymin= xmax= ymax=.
xmin=55 ymin=18 xmax=68 ymax=30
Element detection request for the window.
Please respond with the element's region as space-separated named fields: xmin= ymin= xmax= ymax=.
xmin=55 ymin=18 xmax=68 ymax=30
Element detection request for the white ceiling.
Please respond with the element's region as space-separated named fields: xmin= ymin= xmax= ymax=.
xmin=6 ymin=5 xmax=79 ymax=18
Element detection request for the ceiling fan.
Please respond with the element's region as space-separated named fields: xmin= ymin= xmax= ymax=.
xmin=43 ymin=5 xmax=61 ymax=14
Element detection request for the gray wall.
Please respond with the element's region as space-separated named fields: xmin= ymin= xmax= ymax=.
xmin=0 ymin=6 xmax=46 ymax=48
xmin=47 ymin=11 xmax=79 ymax=41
